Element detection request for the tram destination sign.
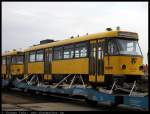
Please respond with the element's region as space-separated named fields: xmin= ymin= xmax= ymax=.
xmin=118 ymin=31 xmax=138 ymax=39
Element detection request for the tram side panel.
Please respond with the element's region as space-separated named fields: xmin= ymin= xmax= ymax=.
xmin=52 ymin=58 xmax=89 ymax=74
xmin=11 ymin=64 xmax=24 ymax=76
xmin=2 ymin=56 xmax=7 ymax=79
xmin=10 ymin=55 xmax=24 ymax=78
xmin=2 ymin=64 xmax=6 ymax=79
xmin=28 ymin=62 xmax=44 ymax=74
xmin=27 ymin=50 xmax=45 ymax=76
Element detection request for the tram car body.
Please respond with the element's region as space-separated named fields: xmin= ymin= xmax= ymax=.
xmin=2 ymin=51 xmax=24 ymax=80
xmin=2 ymin=30 xmax=144 ymax=87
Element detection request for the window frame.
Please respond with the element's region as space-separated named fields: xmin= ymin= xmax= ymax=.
xmin=53 ymin=46 xmax=63 ymax=60
xmin=36 ymin=49 xmax=44 ymax=62
xmin=104 ymin=38 xmax=120 ymax=56
xmin=16 ymin=55 xmax=24 ymax=64
xmin=104 ymin=38 xmax=143 ymax=56
xmin=11 ymin=56 xmax=17 ymax=64
xmin=116 ymin=38 xmax=143 ymax=56
xmin=63 ymin=44 xmax=74 ymax=59
xmin=80 ymin=46 xmax=88 ymax=58
xmin=53 ymin=41 xmax=89 ymax=60
xmin=75 ymin=42 xmax=88 ymax=58
xmin=108 ymin=39 xmax=119 ymax=55
xmin=2 ymin=57 xmax=6 ymax=65
xmin=29 ymin=51 xmax=36 ymax=62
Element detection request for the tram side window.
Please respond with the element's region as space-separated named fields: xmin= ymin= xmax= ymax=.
xmin=36 ymin=50 xmax=44 ymax=61
xmin=2 ymin=57 xmax=6 ymax=64
xmin=75 ymin=42 xmax=88 ymax=58
xmin=54 ymin=47 xmax=63 ymax=60
xmin=64 ymin=51 xmax=69 ymax=59
xmin=107 ymin=40 xmax=119 ymax=55
xmin=12 ymin=56 xmax=17 ymax=64
xmin=75 ymin=49 xmax=80 ymax=58
xmin=17 ymin=56 xmax=24 ymax=64
xmin=80 ymin=47 xmax=87 ymax=57
xmin=29 ymin=51 xmax=36 ymax=62
xmin=63 ymin=45 xmax=74 ymax=59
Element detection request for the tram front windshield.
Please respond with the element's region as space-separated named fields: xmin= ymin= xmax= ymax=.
xmin=107 ymin=38 xmax=142 ymax=56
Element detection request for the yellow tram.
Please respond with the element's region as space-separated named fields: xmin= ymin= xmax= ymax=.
xmin=2 ymin=50 xmax=24 ymax=79
xmin=2 ymin=30 xmax=144 ymax=88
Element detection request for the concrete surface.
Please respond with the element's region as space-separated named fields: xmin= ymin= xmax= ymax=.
xmin=2 ymin=90 xmax=104 ymax=111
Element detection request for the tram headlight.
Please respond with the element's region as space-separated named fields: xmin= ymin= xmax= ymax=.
xmin=122 ymin=64 xmax=126 ymax=70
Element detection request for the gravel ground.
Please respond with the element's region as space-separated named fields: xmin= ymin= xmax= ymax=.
xmin=2 ymin=89 xmax=106 ymax=111
xmin=2 ymin=88 xmax=146 ymax=111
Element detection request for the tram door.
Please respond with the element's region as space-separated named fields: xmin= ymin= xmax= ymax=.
xmin=6 ymin=56 xmax=11 ymax=78
xmin=24 ymin=52 xmax=29 ymax=74
xmin=44 ymin=48 xmax=52 ymax=81
xmin=89 ymin=40 xmax=104 ymax=83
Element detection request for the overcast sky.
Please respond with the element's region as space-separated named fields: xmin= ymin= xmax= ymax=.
xmin=2 ymin=2 xmax=148 ymax=64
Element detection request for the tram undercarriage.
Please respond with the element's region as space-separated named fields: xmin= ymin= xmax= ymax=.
xmin=6 ymin=73 xmax=147 ymax=97
xmin=2 ymin=73 xmax=148 ymax=110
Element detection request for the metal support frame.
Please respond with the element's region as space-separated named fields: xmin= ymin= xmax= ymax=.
xmin=36 ymin=76 xmax=40 ymax=87
xmin=109 ymin=80 xmax=117 ymax=94
xmin=54 ymin=74 xmax=71 ymax=88
xmin=16 ymin=73 xmax=32 ymax=82
xmin=16 ymin=74 xmax=41 ymax=87
xmin=27 ymin=75 xmax=35 ymax=85
xmin=129 ymin=81 xmax=136 ymax=96
xmin=80 ymin=75 xmax=86 ymax=88
xmin=53 ymin=74 xmax=86 ymax=89
xmin=69 ymin=75 xmax=76 ymax=88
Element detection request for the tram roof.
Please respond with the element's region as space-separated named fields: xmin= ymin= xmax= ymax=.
xmin=5 ymin=30 xmax=138 ymax=52
xmin=2 ymin=50 xmax=24 ymax=56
